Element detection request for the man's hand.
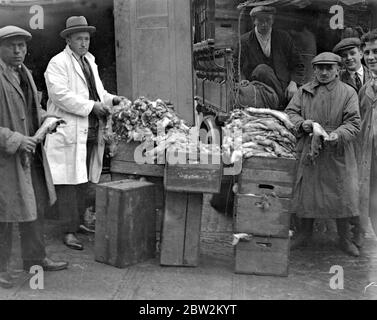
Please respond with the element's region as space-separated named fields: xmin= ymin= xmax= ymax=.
xmin=325 ymin=132 xmax=339 ymax=144
xmin=19 ymin=136 xmax=37 ymax=153
xmin=302 ymin=120 xmax=314 ymax=133
xmin=112 ymin=96 xmax=127 ymax=106
xmin=285 ymin=81 xmax=298 ymax=100
xmin=93 ymin=102 xmax=111 ymax=118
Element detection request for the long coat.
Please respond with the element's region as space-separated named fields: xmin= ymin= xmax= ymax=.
xmin=285 ymin=78 xmax=360 ymax=218
xmin=238 ymin=29 xmax=305 ymax=91
xmin=0 ymin=60 xmax=56 ymax=222
xmin=339 ymin=65 xmax=373 ymax=92
xmin=356 ymin=81 xmax=377 ymax=231
xmin=44 ymin=45 xmax=115 ymax=185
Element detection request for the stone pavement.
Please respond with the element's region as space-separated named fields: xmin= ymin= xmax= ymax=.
xmin=1 ymin=223 xmax=377 ymax=300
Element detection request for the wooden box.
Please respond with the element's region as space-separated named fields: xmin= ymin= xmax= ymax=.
xmin=95 ymin=179 xmax=156 ymax=268
xmin=238 ymin=156 xmax=297 ymax=198
xmin=235 ymin=236 xmax=290 ymax=276
xmin=164 ymin=151 xmax=223 ymax=193
xmin=234 ymin=194 xmax=292 ymax=238
xmin=110 ymin=140 xmax=164 ymax=177
xmin=160 ymin=191 xmax=203 ymax=266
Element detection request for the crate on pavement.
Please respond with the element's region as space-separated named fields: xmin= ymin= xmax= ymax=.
xmin=164 ymin=150 xmax=222 ymax=193
xmin=234 ymin=236 xmax=290 ymax=276
xmin=233 ymin=156 xmax=296 ymax=276
xmin=95 ymin=179 xmax=157 ymax=268
xmin=160 ymin=191 xmax=203 ymax=266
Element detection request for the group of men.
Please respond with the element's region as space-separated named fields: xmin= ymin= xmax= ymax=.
xmin=238 ymin=5 xmax=377 ymax=257
xmin=0 ymin=16 xmax=125 ymax=288
xmin=2 ymin=5 xmax=377 ymax=289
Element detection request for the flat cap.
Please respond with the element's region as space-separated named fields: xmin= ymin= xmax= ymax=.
xmin=0 ymin=26 xmax=32 ymax=42
xmin=250 ymin=6 xmax=276 ymax=17
xmin=333 ymin=37 xmax=361 ymax=54
xmin=311 ymin=52 xmax=341 ymax=65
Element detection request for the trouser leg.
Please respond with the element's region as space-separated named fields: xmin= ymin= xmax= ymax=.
xmin=250 ymin=64 xmax=285 ymax=106
xmin=0 ymin=223 xmax=13 ymax=272
xmin=19 ymin=219 xmax=46 ymax=265
xmin=291 ymin=218 xmax=314 ymax=250
xmin=336 ymin=218 xmax=360 ymax=256
xmin=21 ymin=159 xmax=47 ymax=265
xmin=55 ymin=185 xmax=81 ymax=234
xmin=349 ymin=216 xmax=364 ymax=248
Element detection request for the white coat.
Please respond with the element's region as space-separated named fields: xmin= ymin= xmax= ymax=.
xmin=44 ymin=45 xmax=115 ymax=185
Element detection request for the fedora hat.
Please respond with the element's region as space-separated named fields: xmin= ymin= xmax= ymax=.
xmin=60 ymin=16 xmax=96 ymax=39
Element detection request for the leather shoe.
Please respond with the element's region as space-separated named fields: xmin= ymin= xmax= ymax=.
xmin=339 ymin=238 xmax=360 ymax=257
xmin=23 ymin=257 xmax=69 ymax=272
xmin=63 ymin=233 xmax=84 ymax=250
xmin=0 ymin=272 xmax=14 ymax=289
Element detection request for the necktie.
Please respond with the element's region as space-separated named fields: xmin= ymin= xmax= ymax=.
xmin=80 ymin=56 xmax=91 ymax=79
xmin=354 ymin=73 xmax=362 ymax=92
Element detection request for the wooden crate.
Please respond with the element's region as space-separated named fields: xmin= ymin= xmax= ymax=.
xmin=234 ymin=194 xmax=292 ymax=238
xmin=160 ymin=191 xmax=203 ymax=266
xmin=95 ymin=179 xmax=156 ymax=268
xmin=110 ymin=140 xmax=164 ymax=177
xmin=164 ymin=151 xmax=222 ymax=193
xmin=111 ymin=173 xmax=165 ymax=210
xmin=235 ymin=236 xmax=290 ymax=276
xmin=238 ymin=156 xmax=297 ymax=197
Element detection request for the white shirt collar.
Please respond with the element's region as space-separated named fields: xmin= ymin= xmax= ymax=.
xmin=348 ymin=65 xmax=364 ymax=81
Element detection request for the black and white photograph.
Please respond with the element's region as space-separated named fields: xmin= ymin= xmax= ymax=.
xmin=0 ymin=0 xmax=377 ymax=306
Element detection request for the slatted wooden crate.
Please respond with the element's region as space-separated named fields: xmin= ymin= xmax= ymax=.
xmin=235 ymin=236 xmax=290 ymax=276
xmin=234 ymin=194 xmax=292 ymax=238
xmin=238 ymin=156 xmax=297 ymax=197
xmin=110 ymin=140 xmax=164 ymax=177
xmin=95 ymin=179 xmax=156 ymax=268
xmin=164 ymin=151 xmax=222 ymax=193
xmin=160 ymin=191 xmax=203 ymax=266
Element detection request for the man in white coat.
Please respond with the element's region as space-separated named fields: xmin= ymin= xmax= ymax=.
xmin=44 ymin=16 xmax=125 ymax=250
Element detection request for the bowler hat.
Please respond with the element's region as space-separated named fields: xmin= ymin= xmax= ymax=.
xmin=312 ymin=52 xmax=341 ymax=65
xmin=333 ymin=37 xmax=361 ymax=54
xmin=0 ymin=26 xmax=32 ymax=42
xmin=250 ymin=6 xmax=276 ymax=17
xmin=60 ymin=16 xmax=96 ymax=39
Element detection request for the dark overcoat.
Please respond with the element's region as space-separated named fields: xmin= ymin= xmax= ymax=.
xmin=0 ymin=59 xmax=56 ymax=222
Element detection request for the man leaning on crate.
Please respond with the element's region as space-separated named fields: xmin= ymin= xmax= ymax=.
xmin=285 ymin=52 xmax=361 ymax=257
xmin=44 ymin=16 xmax=126 ymax=251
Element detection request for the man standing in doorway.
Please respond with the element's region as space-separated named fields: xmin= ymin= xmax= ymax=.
xmin=44 ymin=16 xmax=125 ymax=250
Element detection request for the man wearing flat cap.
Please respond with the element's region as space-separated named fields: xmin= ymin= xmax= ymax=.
xmin=353 ymin=29 xmax=377 ymax=242
xmin=333 ymin=37 xmax=373 ymax=92
xmin=236 ymin=5 xmax=305 ymax=108
xmin=285 ymin=52 xmax=361 ymax=256
xmin=332 ymin=37 xmax=373 ymax=250
xmin=0 ymin=26 xmax=68 ymax=288
xmin=44 ymin=16 xmax=126 ymax=250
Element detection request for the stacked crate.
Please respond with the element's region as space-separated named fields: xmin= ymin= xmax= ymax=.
xmin=234 ymin=156 xmax=297 ymax=276
xmin=160 ymin=152 xmax=222 ymax=267
xmin=95 ymin=179 xmax=157 ymax=268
